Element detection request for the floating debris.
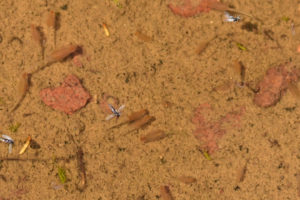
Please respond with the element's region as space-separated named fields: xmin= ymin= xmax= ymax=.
xmin=102 ymin=23 xmax=110 ymax=36
xmin=0 ymin=134 xmax=14 ymax=154
xmin=19 ymin=136 xmax=31 ymax=155
xmin=224 ymin=11 xmax=240 ymax=22
xmin=105 ymin=104 xmax=125 ymax=120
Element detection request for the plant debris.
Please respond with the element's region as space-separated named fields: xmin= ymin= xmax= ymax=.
xmin=40 ymin=74 xmax=91 ymax=114
xmin=9 ymin=122 xmax=21 ymax=132
xmin=57 ymin=167 xmax=67 ymax=184
xmin=192 ymin=103 xmax=245 ymax=154
xmin=48 ymin=44 xmax=79 ymax=63
xmin=236 ymin=163 xmax=247 ymax=183
xmin=253 ymin=63 xmax=300 ymax=107
xmin=130 ymin=115 xmax=155 ymax=130
xmin=140 ymin=129 xmax=167 ymax=143
xmin=160 ymin=185 xmax=174 ymax=200
xmin=19 ymin=136 xmax=31 ymax=155
xmin=236 ymin=42 xmax=247 ymax=51
xmin=177 ymin=176 xmax=197 ymax=184
xmin=76 ymin=146 xmax=86 ymax=191
xmin=11 ymin=72 xmax=30 ymax=112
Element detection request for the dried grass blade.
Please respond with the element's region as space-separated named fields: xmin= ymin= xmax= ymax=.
xmin=19 ymin=136 xmax=31 ymax=155
xmin=140 ymin=129 xmax=167 ymax=143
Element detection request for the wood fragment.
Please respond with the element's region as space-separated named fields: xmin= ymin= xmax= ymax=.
xmin=76 ymin=146 xmax=86 ymax=191
xmin=19 ymin=136 xmax=31 ymax=155
xmin=128 ymin=109 xmax=149 ymax=123
xmin=48 ymin=44 xmax=79 ymax=62
xmin=11 ymin=72 xmax=30 ymax=112
xmin=160 ymin=186 xmax=174 ymax=200
xmin=177 ymin=176 xmax=197 ymax=184
xmin=135 ymin=31 xmax=152 ymax=42
xmin=130 ymin=115 xmax=155 ymax=129
xmin=236 ymin=163 xmax=247 ymax=183
xmin=140 ymin=129 xmax=167 ymax=143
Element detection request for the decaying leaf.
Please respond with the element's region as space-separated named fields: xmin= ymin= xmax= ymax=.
xmin=236 ymin=163 xmax=247 ymax=183
xmin=135 ymin=30 xmax=152 ymax=42
xmin=11 ymin=72 xmax=30 ymax=112
xmin=19 ymin=136 xmax=31 ymax=155
xmin=48 ymin=44 xmax=79 ymax=62
xmin=128 ymin=109 xmax=149 ymax=123
xmin=177 ymin=176 xmax=197 ymax=184
xmin=130 ymin=115 xmax=155 ymax=129
xmin=140 ymin=129 xmax=167 ymax=143
xmin=160 ymin=186 xmax=174 ymax=200
xmin=46 ymin=10 xmax=56 ymax=28
xmin=31 ymin=24 xmax=42 ymax=46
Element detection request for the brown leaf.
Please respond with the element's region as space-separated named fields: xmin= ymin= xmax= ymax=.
xmin=128 ymin=109 xmax=149 ymax=123
xmin=236 ymin=164 xmax=247 ymax=183
xmin=46 ymin=10 xmax=56 ymax=28
xmin=177 ymin=176 xmax=197 ymax=184
xmin=160 ymin=186 xmax=174 ymax=200
xmin=140 ymin=129 xmax=166 ymax=143
xmin=31 ymin=24 xmax=42 ymax=46
xmin=196 ymin=41 xmax=209 ymax=55
xmin=48 ymin=44 xmax=79 ymax=62
xmin=130 ymin=115 xmax=155 ymax=129
xmin=17 ymin=72 xmax=29 ymax=99
xmin=135 ymin=31 xmax=152 ymax=42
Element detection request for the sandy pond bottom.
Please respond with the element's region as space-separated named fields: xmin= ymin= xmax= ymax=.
xmin=0 ymin=0 xmax=300 ymax=199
